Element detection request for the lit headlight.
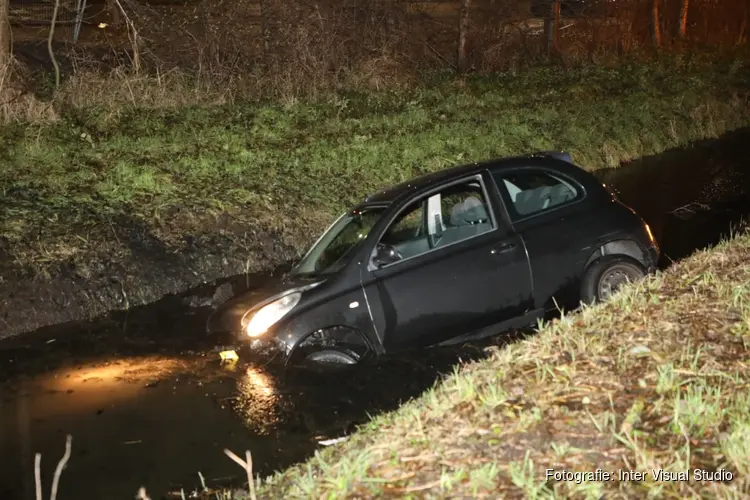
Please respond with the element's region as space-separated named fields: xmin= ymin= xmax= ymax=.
xmin=245 ymin=292 xmax=301 ymax=337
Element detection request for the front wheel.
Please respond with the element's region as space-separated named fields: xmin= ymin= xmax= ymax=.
xmin=290 ymin=349 xmax=362 ymax=373
xmin=580 ymin=256 xmax=646 ymax=304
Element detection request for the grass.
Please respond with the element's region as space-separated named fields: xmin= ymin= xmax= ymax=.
xmin=255 ymin=227 xmax=750 ymax=499
xmin=1 ymin=59 xmax=750 ymax=277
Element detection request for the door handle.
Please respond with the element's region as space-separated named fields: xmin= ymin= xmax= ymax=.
xmin=493 ymin=242 xmax=516 ymax=254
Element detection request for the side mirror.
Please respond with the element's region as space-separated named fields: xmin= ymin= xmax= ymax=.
xmin=372 ymin=244 xmax=402 ymax=267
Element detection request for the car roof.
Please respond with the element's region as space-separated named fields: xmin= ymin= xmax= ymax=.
xmin=362 ymin=152 xmax=579 ymax=205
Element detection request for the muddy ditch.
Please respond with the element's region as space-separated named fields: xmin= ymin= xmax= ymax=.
xmin=3 ymin=128 xmax=750 ymax=341
xmin=0 ymin=128 xmax=749 ymax=499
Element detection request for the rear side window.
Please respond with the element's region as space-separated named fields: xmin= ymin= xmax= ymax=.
xmin=493 ymin=170 xmax=581 ymax=220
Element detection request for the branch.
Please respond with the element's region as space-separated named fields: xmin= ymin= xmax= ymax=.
xmin=135 ymin=487 xmax=152 ymax=500
xmin=50 ymin=435 xmax=72 ymax=500
xmin=34 ymin=453 xmax=42 ymax=500
xmin=47 ymin=0 xmax=61 ymax=89
xmin=223 ymin=448 xmax=257 ymax=500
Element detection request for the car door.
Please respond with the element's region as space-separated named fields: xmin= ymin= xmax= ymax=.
xmin=491 ymin=167 xmax=602 ymax=312
xmin=361 ymin=173 xmax=534 ymax=352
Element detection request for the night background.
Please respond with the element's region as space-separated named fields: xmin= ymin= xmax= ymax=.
xmin=0 ymin=0 xmax=749 ymax=498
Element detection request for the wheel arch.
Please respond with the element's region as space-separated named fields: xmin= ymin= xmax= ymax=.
xmin=584 ymin=239 xmax=649 ymax=272
xmin=286 ymin=325 xmax=374 ymax=366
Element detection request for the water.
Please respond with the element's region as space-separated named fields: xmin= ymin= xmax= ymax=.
xmin=595 ymin=128 xmax=750 ymax=264
xmin=0 ymin=312 xmax=493 ymax=499
xmin=1 ymin=128 xmax=749 ymax=499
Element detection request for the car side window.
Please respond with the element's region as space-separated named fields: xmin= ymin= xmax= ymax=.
xmin=381 ymin=203 xmax=426 ymax=259
xmin=378 ymin=179 xmax=494 ymax=262
xmin=494 ymin=170 xmax=580 ymax=219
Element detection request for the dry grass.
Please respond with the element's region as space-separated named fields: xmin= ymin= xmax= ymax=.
xmin=2 ymin=0 xmax=747 ymax=123
xmin=0 ymin=50 xmax=418 ymax=123
xmin=258 ymin=228 xmax=750 ymax=498
xmin=0 ymin=60 xmax=59 ymax=122
xmin=56 ymin=66 xmax=237 ymax=110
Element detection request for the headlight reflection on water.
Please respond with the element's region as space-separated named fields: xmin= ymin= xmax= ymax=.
xmin=3 ymin=356 xmax=186 ymax=420
xmin=233 ymin=366 xmax=280 ymax=434
xmin=49 ymin=356 xmax=182 ymax=389
xmin=245 ymin=366 xmax=274 ymax=396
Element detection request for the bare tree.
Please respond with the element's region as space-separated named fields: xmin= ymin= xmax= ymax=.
xmin=678 ymin=0 xmax=689 ymax=40
xmin=651 ymin=0 xmax=662 ymax=47
xmin=457 ymin=0 xmax=471 ymax=73
xmin=0 ymin=0 xmax=10 ymax=69
xmin=549 ymin=0 xmax=561 ymax=56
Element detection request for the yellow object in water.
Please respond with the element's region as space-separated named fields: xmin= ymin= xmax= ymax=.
xmin=219 ymin=350 xmax=239 ymax=362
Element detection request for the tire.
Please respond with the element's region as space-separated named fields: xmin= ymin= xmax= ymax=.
xmin=303 ymin=349 xmax=359 ymax=366
xmin=580 ymin=256 xmax=646 ymax=304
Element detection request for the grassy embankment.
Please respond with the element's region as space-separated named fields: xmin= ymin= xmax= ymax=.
xmin=2 ymin=60 xmax=750 ymax=279
xmin=257 ymin=229 xmax=750 ymax=498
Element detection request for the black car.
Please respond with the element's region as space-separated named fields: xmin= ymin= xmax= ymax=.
xmin=207 ymin=152 xmax=659 ymax=366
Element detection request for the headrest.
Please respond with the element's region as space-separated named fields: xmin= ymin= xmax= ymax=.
xmin=450 ymin=196 xmax=487 ymax=225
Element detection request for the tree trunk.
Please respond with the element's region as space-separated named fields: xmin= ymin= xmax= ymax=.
xmin=457 ymin=0 xmax=471 ymax=73
xmin=651 ymin=0 xmax=662 ymax=47
xmin=678 ymin=0 xmax=689 ymax=40
xmin=543 ymin=0 xmax=561 ymax=59
xmin=107 ymin=0 xmax=121 ymax=26
xmin=259 ymin=0 xmax=270 ymax=62
xmin=551 ymin=0 xmax=560 ymax=54
xmin=0 ymin=0 xmax=10 ymax=69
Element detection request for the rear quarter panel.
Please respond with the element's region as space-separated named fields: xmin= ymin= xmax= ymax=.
xmin=515 ymin=199 xmax=651 ymax=312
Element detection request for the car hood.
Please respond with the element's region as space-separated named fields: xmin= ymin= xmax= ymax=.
xmin=206 ymin=274 xmax=323 ymax=334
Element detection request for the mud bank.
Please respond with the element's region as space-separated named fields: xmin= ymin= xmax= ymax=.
xmin=0 ymin=218 xmax=312 ymax=340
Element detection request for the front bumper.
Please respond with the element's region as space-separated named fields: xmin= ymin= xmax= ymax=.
xmin=230 ymin=330 xmax=292 ymax=364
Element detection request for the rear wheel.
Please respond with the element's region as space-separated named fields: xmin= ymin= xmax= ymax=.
xmin=581 ymin=256 xmax=646 ymax=304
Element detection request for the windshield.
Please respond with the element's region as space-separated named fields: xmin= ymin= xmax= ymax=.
xmin=292 ymin=207 xmax=386 ymax=276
